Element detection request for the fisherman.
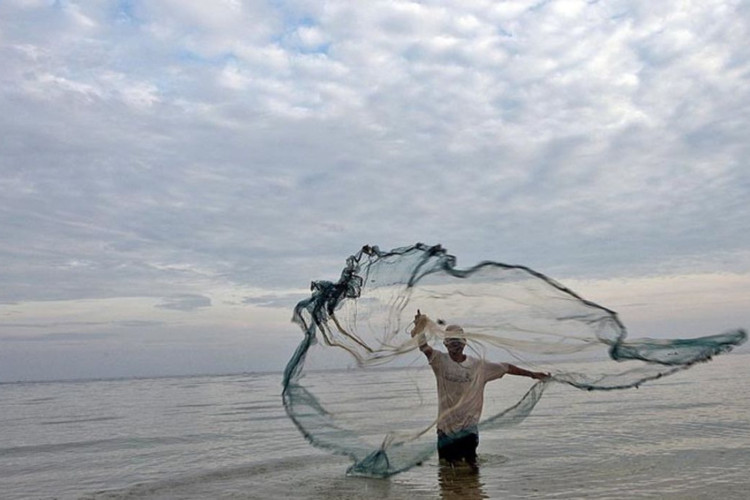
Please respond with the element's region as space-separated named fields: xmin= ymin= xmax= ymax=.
xmin=411 ymin=311 xmax=549 ymax=468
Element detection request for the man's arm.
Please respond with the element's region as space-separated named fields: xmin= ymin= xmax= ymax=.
xmin=411 ymin=312 xmax=433 ymax=359
xmin=505 ymin=364 xmax=549 ymax=380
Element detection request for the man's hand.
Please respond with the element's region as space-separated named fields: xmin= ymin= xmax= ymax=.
xmin=411 ymin=310 xmax=433 ymax=358
xmin=411 ymin=310 xmax=428 ymax=337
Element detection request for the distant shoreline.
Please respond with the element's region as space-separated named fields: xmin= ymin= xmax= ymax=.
xmin=0 ymin=369 xmax=285 ymax=386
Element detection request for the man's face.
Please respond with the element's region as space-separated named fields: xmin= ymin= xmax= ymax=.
xmin=444 ymin=338 xmax=466 ymax=355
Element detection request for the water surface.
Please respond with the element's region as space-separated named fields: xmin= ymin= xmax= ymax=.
xmin=2 ymin=354 xmax=749 ymax=499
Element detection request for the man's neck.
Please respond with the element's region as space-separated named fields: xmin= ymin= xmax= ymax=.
xmin=449 ymin=352 xmax=467 ymax=363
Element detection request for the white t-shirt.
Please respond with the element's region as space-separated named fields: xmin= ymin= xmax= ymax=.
xmin=429 ymin=351 xmax=510 ymax=434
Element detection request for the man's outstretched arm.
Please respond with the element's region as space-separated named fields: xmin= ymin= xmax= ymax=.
xmin=411 ymin=311 xmax=433 ymax=359
xmin=506 ymin=364 xmax=549 ymax=380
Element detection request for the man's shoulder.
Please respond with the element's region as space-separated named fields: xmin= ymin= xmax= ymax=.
xmin=429 ymin=350 xmax=447 ymax=361
xmin=463 ymin=356 xmax=509 ymax=376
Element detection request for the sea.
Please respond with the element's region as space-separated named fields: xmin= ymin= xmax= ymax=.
xmin=2 ymin=353 xmax=749 ymax=500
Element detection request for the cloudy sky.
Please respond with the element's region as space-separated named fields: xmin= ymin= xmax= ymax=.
xmin=1 ymin=0 xmax=749 ymax=382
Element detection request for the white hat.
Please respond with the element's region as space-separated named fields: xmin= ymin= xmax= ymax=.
xmin=444 ymin=324 xmax=466 ymax=343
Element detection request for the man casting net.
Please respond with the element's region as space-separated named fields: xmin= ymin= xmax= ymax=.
xmin=282 ymin=244 xmax=746 ymax=477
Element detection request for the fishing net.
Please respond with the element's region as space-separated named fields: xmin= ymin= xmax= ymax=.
xmin=282 ymin=244 xmax=746 ymax=477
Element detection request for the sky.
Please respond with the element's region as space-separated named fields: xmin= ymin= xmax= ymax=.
xmin=1 ymin=0 xmax=749 ymax=382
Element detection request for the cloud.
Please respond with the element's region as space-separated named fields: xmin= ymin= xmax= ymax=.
xmin=1 ymin=2 xmax=748 ymax=297
xmin=114 ymin=320 xmax=166 ymax=328
xmin=1 ymin=1 xmax=749 ymax=380
xmin=156 ymin=294 xmax=212 ymax=311
xmin=0 ymin=321 xmax=107 ymax=329
xmin=242 ymin=293 xmax=310 ymax=309
xmin=0 ymin=332 xmax=116 ymax=343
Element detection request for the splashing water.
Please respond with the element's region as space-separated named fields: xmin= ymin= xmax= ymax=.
xmin=282 ymin=244 xmax=746 ymax=477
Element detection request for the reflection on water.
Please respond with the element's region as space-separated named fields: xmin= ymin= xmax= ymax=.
xmin=438 ymin=463 xmax=488 ymax=500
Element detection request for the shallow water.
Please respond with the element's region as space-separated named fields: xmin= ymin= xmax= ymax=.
xmin=2 ymin=354 xmax=749 ymax=499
